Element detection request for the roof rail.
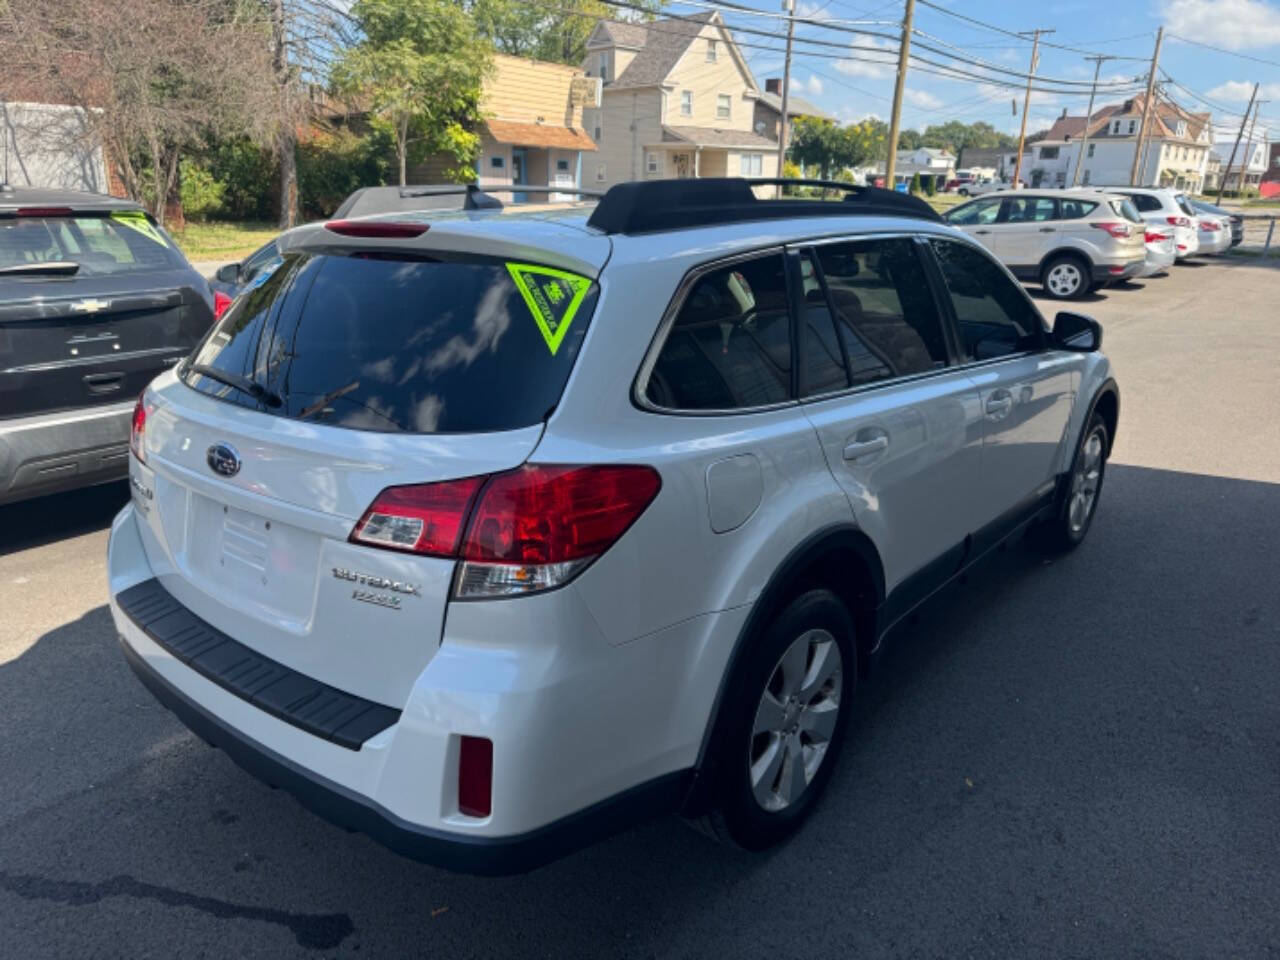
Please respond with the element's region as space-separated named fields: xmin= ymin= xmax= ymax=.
xmin=332 ymin=183 xmax=604 ymax=218
xmin=586 ymin=178 xmax=942 ymax=235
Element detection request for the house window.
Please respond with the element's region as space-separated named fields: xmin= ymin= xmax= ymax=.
xmin=556 ymin=159 xmax=570 ymax=172
xmin=1039 ymin=146 xmax=1059 ymax=160
xmin=1082 ymin=169 xmax=1091 ymax=185
xmin=717 ymin=94 xmax=731 ymax=119
xmin=1128 ymin=120 xmax=1136 ymax=134
xmin=593 ymin=124 xmax=601 ymax=142
xmin=490 ymin=156 xmax=505 ymax=169
xmin=740 ymin=153 xmax=763 ymax=175
xmin=681 ymin=90 xmax=693 ymax=116
xmin=598 ymin=53 xmax=609 ymax=82
xmin=1087 ymin=143 xmax=1096 ymax=158
xmin=595 ymin=163 xmax=606 ymax=182
xmin=707 ymin=39 xmax=718 ymax=62
xmin=646 ymin=153 xmax=661 ymax=174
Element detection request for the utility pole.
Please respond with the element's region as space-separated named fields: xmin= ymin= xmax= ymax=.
xmin=1239 ymin=99 xmax=1267 ymax=196
xmin=1013 ymin=29 xmax=1054 ymax=189
xmin=1129 ymin=26 xmax=1164 ymax=186
xmin=1134 ymin=82 xmax=1163 ymax=185
xmin=1217 ymin=82 xmax=1259 ymax=204
xmin=1072 ymin=55 xmax=1114 ymax=186
xmin=884 ymin=0 xmax=916 ymax=191
xmin=776 ymin=0 xmax=795 ymax=194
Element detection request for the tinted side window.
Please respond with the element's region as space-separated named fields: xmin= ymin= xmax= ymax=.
xmin=798 ymin=252 xmax=849 ymax=397
xmin=815 ymin=238 xmax=948 ymax=384
xmin=1004 ymin=197 xmax=1057 ymax=222
xmin=647 ymin=253 xmax=792 ymax=410
xmin=1060 ymin=199 xmax=1098 ymax=220
xmin=1130 ymin=193 xmax=1161 ymax=213
xmin=947 ymin=199 xmax=1001 ymax=226
xmin=929 ymin=240 xmax=1043 ymax=361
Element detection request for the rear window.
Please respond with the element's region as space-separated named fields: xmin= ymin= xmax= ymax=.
xmin=182 ymin=251 xmax=598 ymax=434
xmin=1175 ymin=195 xmax=1196 ymax=217
xmin=0 ymin=212 xmax=181 ymax=275
xmin=1110 ymin=198 xmax=1143 ymax=223
xmin=1059 ymin=199 xmax=1098 ymax=220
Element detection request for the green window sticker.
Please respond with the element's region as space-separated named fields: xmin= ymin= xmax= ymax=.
xmin=505 ymin=262 xmax=591 ymax=356
xmin=110 ymin=210 xmax=169 ymax=248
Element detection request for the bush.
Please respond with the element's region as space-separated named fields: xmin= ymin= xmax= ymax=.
xmin=178 ymin=159 xmax=226 ymax=221
xmin=297 ymin=127 xmax=393 ymax=219
xmin=924 ymin=175 xmax=937 ymax=197
xmin=782 ymin=160 xmax=803 ymax=180
xmin=909 ymin=172 xmax=922 ymax=194
xmin=204 ymin=139 xmax=277 ymax=221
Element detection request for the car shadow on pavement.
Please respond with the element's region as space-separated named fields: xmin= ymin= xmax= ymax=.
xmin=1030 ymin=288 xmax=1109 ymax=305
xmin=0 ymin=482 xmax=128 ymax=558
xmin=3 ymin=464 xmax=1280 ymax=958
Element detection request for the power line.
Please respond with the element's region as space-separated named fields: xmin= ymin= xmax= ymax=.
xmin=1166 ymin=33 xmax=1280 ymax=70
xmin=914 ymin=0 xmax=1151 ymax=60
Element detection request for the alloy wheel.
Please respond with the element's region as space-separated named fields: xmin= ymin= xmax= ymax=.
xmin=748 ymin=629 xmax=842 ymax=812
xmin=1047 ymin=262 xmax=1083 ymax=298
xmin=1069 ymin=428 xmax=1105 ymax=534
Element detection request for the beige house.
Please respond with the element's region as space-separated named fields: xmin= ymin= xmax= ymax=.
xmin=581 ymin=12 xmax=779 ymax=188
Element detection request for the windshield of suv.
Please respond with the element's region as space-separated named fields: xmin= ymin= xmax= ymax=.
xmin=181 ymin=250 xmax=599 ymax=434
xmin=0 ymin=212 xmax=182 ymax=276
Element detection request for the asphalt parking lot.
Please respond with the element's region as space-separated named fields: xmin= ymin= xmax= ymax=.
xmin=2 ymin=257 xmax=1279 ymax=958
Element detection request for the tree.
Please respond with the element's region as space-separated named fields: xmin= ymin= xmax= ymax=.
xmin=789 ymin=117 xmax=884 ymax=181
xmin=334 ymin=0 xmax=492 ymax=186
xmin=463 ymin=0 xmax=663 ymax=66
xmin=921 ymin=120 xmax=1015 ymax=164
xmin=898 ymin=128 xmax=924 ymax=151
xmin=909 ymin=172 xmax=922 ymax=195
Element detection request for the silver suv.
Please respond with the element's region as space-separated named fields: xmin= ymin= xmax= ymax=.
xmin=943 ymin=188 xmax=1147 ymax=299
xmin=108 ymin=179 xmax=1119 ymax=874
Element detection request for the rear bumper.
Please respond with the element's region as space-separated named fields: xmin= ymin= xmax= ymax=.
xmin=118 ymin=634 xmax=691 ymax=875
xmin=1091 ymin=259 xmax=1144 ymax=283
xmin=0 ymin=401 xmax=133 ymax=505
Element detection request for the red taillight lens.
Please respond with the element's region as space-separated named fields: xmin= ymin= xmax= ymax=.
xmin=1167 ymin=215 xmax=1191 ymax=228
xmin=460 ymin=465 xmax=662 ymax=565
xmin=1144 ymin=231 xmax=1168 ymax=243
xmin=458 ymin=736 xmax=493 ymax=818
xmin=1091 ymin=221 xmax=1131 ymax=239
xmin=350 ymin=476 xmax=486 ymax=556
xmin=15 ymin=206 xmax=73 ymax=217
xmin=351 ymin=465 xmax=662 ymax=598
xmin=212 ymin=290 xmax=232 ymax=320
xmin=324 ymin=219 xmax=429 ymax=238
xmin=129 ymin=395 xmax=147 ymax=463
xmin=1203 ymin=221 xmax=1221 ymax=231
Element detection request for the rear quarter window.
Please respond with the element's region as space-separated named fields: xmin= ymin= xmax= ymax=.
xmin=184 ymin=251 xmax=598 ymax=434
xmin=0 ymin=213 xmax=180 ymax=275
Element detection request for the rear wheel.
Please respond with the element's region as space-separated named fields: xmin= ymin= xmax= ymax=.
xmin=1042 ymin=255 xmax=1089 ymax=300
xmin=701 ymin=589 xmax=856 ymax=850
xmin=1038 ymin=413 xmax=1108 ymax=552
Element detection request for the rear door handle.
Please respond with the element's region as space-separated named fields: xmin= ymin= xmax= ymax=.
xmin=974 ymin=229 xmax=991 ymax=235
xmin=1039 ymin=227 xmax=1056 ymax=233
xmin=842 ymin=436 xmax=889 ymax=461
xmin=985 ymin=392 xmax=1014 ymax=417
xmin=83 ymin=372 xmax=125 ymax=395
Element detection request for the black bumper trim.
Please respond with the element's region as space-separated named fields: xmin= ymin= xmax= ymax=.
xmin=116 ymin=577 xmax=399 ymax=750
xmin=118 ymin=636 xmax=693 ymax=875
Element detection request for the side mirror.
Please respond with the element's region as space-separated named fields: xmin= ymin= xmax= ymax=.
xmin=1052 ymin=311 xmax=1102 ymax=352
xmin=215 ymin=262 xmax=240 ymax=284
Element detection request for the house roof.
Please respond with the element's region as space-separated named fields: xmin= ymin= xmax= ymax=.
xmin=485 ymin=120 xmax=596 ymax=151
xmin=755 ymin=91 xmax=834 ymax=121
xmin=592 ymin=20 xmax=650 ymax=49
xmin=1054 ymin=96 xmax=1211 ymax=145
xmin=599 ymin=12 xmax=720 ymax=89
xmin=659 ymin=124 xmax=776 ymax=148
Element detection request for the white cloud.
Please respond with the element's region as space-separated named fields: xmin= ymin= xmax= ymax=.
xmin=806 ymin=74 xmax=824 ymax=96
xmin=904 ymin=88 xmax=943 ymax=109
xmin=976 ymin=83 xmax=1058 ymax=109
xmin=1160 ymin=0 xmax=1280 ymax=50
xmin=1206 ymin=80 xmax=1280 ymax=100
xmin=834 ymin=34 xmax=897 ymax=79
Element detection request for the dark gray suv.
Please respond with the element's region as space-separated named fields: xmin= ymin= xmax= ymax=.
xmin=0 ymin=187 xmax=217 ymax=505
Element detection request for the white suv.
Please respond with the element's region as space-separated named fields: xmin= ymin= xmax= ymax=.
xmin=1105 ymin=187 xmax=1201 ymax=258
xmin=943 ymin=189 xmax=1147 ymax=299
xmin=108 ymin=180 xmax=1119 ymax=874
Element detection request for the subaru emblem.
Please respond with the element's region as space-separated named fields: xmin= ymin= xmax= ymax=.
xmin=206 ymin=442 xmax=241 ymax=478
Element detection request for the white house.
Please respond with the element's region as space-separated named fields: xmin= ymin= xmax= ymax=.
xmin=1 ymin=101 xmax=108 ymax=192
xmin=1217 ymin=131 xmax=1270 ymax=193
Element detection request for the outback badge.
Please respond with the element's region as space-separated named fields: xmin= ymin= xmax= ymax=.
xmin=206 ymin=442 xmax=241 ymax=478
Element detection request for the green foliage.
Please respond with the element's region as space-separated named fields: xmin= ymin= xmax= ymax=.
xmin=297 ymin=128 xmax=394 ymax=219
xmin=920 ymin=121 xmax=1015 ymax=161
xmin=909 ymin=172 xmax=922 ymax=195
xmin=782 ymin=160 xmax=803 ymax=180
xmin=897 ymin=128 xmax=923 ymax=151
xmin=924 ymin=175 xmax=937 ymax=197
xmin=789 ymin=116 xmax=885 ymax=181
xmin=464 ymin=0 xmax=661 ymax=65
xmin=334 ymin=0 xmax=493 ymax=185
xmin=178 ymin=159 xmax=226 ymax=221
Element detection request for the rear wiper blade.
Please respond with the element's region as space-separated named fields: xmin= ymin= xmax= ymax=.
xmin=187 ymin=363 xmax=283 ymax=408
xmin=0 ymin=261 xmax=81 ymax=276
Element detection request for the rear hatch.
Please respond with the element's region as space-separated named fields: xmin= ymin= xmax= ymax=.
xmin=0 ymin=210 xmax=211 ymax=418
xmin=135 ymin=238 xmax=606 ymax=706
xmin=1104 ymin=196 xmax=1147 ymax=260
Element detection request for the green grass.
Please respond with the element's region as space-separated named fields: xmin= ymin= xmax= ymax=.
xmin=925 ymin=194 xmax=965 ymax=212
xmin=170 ymin=220 xmax=279 ymax=263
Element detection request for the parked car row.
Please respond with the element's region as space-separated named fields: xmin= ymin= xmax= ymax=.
xmin=942 ymin=185 xmax=1236 ymax=300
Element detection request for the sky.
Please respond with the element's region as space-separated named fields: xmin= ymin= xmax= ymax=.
xmin=700 ymin=0 xmax=1280 ymax=145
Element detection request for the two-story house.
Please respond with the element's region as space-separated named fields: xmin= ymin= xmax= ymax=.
xmin=581 ymin=12 xmax=779 ymax=187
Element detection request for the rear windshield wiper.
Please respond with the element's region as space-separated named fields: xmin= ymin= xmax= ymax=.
xmin=187 ymin=363 xmax=283 ymax=408
xmin=0 ymin=261 xmax=81 ymax=276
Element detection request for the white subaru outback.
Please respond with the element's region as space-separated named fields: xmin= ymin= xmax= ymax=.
xmin=108 ymin=179 xmax=1119 ymax=874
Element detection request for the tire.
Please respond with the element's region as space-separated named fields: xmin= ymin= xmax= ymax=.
xmin=1042 ymin=254 xmax=1090 ymax=300
xmin=700 ymin=589 xmax=856 ymax=850
xmin=958 ymin=188 xmax=970 ymax=197
xmin=1038 ymin=412 xmax=1108 ymax=553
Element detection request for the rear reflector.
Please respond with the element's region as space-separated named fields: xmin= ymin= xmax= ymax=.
xmin=324 ymin=219 xmax=429 ymax=238
xmin=1107 ymin=266 xmax=1125 ymax=275
xmin=458 ymin=736 xmax=493 ymax=818
xmin=130 ymin=394 xmax=148 ymax=463
xmin=213 ymin=290 xmax=232 ymax=320
xmin=350 ymin=464 xmax=662 ymax=598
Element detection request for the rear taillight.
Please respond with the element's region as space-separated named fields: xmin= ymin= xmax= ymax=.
xmin=458 ymin=736 xmax=493 ymax=817
xmin=129 ymin=394 xmax=148 ymax=463
xmin=1144 ymin=231 xmax=1169 ymax=243
xmin=350 ymin=465 xmax=662 ymax=598
xmin=1203 ymin=220 xmax=1221 ymax=231
xmin=1091 ymin=221 xmax=1131 ymax=239
xmin=1167 ymin=215 xmax=1191 ymax=228
xmin=324 ymin=219 xmax=429 ymax=238
xmin=15 ymin=206 xmax=73 ymax=217
xmin=213 ymin=290 xmax=232 ymax=320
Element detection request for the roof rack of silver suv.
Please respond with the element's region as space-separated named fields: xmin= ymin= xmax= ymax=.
xmin=586 ymin=177 xmax=943 ymax=235
xmin=331 ymin=183 xmax=605 ymax=218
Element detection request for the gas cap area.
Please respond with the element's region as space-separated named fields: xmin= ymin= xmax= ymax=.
xmin=705 ymin=454 xmax=763 ymax=534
